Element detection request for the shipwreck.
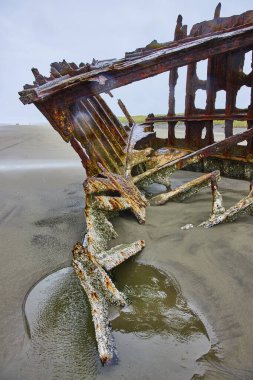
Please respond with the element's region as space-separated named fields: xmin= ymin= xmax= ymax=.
xmin=19 ymin=3 xmax=253 ymax=364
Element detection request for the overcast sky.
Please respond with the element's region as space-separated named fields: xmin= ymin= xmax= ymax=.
xmin=0 ymin=0 xmax=252 ymax=124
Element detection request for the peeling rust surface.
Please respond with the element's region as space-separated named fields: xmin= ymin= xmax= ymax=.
xmin=19 ymin=3 xmax=253 ymax=364
xmin=199 ymin=182 xmax=253 ymax=227
xmin=150 ymin=170 xmax=221 ymax=205
xmin=72 ymin=242 xmax=126 ymax=364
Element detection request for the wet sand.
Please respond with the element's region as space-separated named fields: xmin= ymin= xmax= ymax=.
xmin=154 ymin=123 xmax=247 ymax=143
xmin=1 ymin=124 xmax=253 ymax=379
xmin=154 ymin=123 xmax=246 ymax=145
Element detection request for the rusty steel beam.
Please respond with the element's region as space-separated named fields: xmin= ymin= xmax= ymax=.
xmin=117 ymin=99 xmax=135 ymax=127
xmin=19 ymin=25 xmax=253 ymax=105
xmin=72 ymin=242 xmax=126 ymax=364
xmin=199 ymin=183 xmax=253 ymax=228
xmin=134 ymin=128 xmax=253 ymax=186
xmin=72 ymin=239 xmax=145 ymax=364
xmin=144 ymin=114 xmax=253 ymax=123
xmin=78 ymin=172 xmax=146 ymax=363
xmin=150 ymin=170 xmax=220 ymax=205
xmin=98 ymin=164 xmax=149 ymax=224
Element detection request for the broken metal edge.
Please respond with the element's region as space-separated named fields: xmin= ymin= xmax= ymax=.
xmin=72 ymin=239 xmax=145 ymax=364
xmin=199 ymin=186 xmax=253 ymax=228
xmin=150 ymin=170 xmax=221 ymax=205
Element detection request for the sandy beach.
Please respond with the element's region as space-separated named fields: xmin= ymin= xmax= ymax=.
xmin=154 ymin=123 xmax=247 ymax=143
xmin=1 ymin=124 xmax=253 ymax=379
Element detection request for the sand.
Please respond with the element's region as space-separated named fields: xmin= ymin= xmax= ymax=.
xmin=0 ymin=124 xmax=253 ymax=379
xmin=154 ymin=123 xmax=247 ymax=143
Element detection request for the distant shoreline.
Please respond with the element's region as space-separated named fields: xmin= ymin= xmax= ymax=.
xmin=1 ymin=118 xmax=247 ymax=129
xmin=118 ymin=115 xmax=248 ymax=128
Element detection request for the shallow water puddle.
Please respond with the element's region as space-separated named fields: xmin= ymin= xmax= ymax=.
xmin=24 ymin=262 xmax=215 ymax=379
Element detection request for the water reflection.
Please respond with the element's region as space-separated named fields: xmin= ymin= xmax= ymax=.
xmin=111 ymin=262 xmax=209 ymax=342
xmin=24 ymin=268 xmax=99 ymax=380
xmin=23 ymin=263 xmax=213 ymax=379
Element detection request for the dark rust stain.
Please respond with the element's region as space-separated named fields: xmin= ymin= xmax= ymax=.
xmin=91 ymin=292 xmax=99 ymax=301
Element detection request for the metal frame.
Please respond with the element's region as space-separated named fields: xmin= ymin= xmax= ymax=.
xmin=19 ymin=3 xmax=253 ymax=364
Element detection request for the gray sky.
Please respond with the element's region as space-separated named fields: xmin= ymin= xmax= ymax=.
xmin=0 ymin=0 xmax=252 ymax=123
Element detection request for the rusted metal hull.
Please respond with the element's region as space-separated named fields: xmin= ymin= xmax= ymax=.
xmin=19 ymin=3 xmax=253 ymax=364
